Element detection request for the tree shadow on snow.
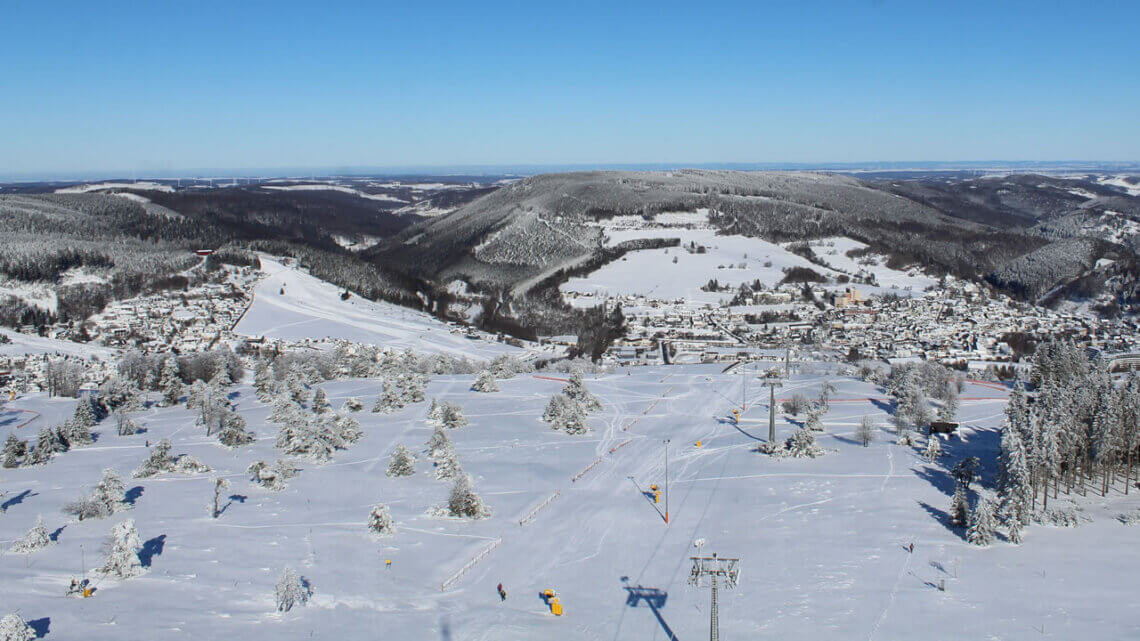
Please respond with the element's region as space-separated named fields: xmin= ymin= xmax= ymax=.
xmin=918 ymin=500 xmax=966 ymax=541
xmin=27 ymin=617 xmax=50 ymax=638
xmin=914 ymin=467 xmax=957 ymax=497
xmin=623 ymin=584 xmax=679 ymax=641
xmin=1 ymin=489 xmax=37 ymax=512
xmin=124 ymin=486 xmax=144 ymax=506
xmin=139 ymin=534 xmax=166 ymax=567
xmin=49 ymin=525 xmax=66 ymax=542
xmin=869 ymin=397 xmax=894 ymax=415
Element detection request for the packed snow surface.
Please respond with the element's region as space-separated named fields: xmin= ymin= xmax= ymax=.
xmin=2 ymin=369 xmax=1137 ymax=640
xmin=54 ymin=182 xmax=174 ymax=194
xmin=233 ymin=256 xmax=519 ymax=359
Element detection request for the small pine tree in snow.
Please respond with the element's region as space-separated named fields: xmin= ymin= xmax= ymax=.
xmin=99 ymin=519 xmax=143 ymax=579
xmin=949 ymin=485 xmax=970 ymax=528
xmin=367 ymin=504 xmax=395 ymax=536
xmin=543 ymin=394 xmax=571 ymax=425
xmin=134 ymin=439 xmax=179 ymax=477
xmin=785 ymin=427 xmax=824 ymax=458
xmin=2 ymin=434 xmax=27 ymax=468
xmin=268 ymin=394 xmax=301 ymax=423
xmin=186 ymin=379 xmax=209 ymax=411
xmin=563 ymin=371 xmax=602 ymax=412
xmin=72 ymin=397 xmax=97 ymax=428
xmin=967 ymin=498 xmax=997 ymax=546
xmin=311 ymin=387 xmax=328 ymax=413
xmin=285 ymin=370 xmax=308 ymax=405
xmin=426 ymin=425 xmax=454 ymax=461
xmin=471 ymin=370 xmax=499 ymax=393
xmin=558 ymin=400 xmax=590 ymax=435
xmin=252 ymin=358 xmax=275 ymax=401
xmin=434 ymin=449 xmax=464 ymax=481
xmin=217 ymin=410 xmax=254 ymax=448
xmin=387 ymin=444 xmax=415 ymax=477
xmin=447 ymin=474 xmax=490 ymax=519
xmin=897 ymin=428 xmax=915 ymax=447
xmin=923 ymin=435 xmax=942 ymax=462
xmin=275 ymin=567 xmax=310 ymax=612
xmin=209 ymin=366 xmax=232 ymax=389
xmin=1008 ymin=518 xmax=1024 ymax=545
xmin=212 ymin=477 xmax=229 ymax=518
xmin=938 ymin=383 xmax=959 ymax=422
xmin=804 ymin=408 xmax=824 ymax=432
xmin=440 ymin=403 xmax=468 ymax=429
xmin=400 ymin=374 xmax=427 ymax=403
xmin=372 ymin=383 xmax=405 ymax=414
xmin=26 ymin=428 xmax=57 ymax=465
xmin=160 ymin=357 xmax=183 ymax=407
xmin=248 ymin=459 xmax=300 ymax=491
xmin=92 ymin=468 xmax=126 ymax=515
xmin=9 ymin=516 xmax=52 ymax=554
xmin=427 ymin=398 xmax=445 ymax=423
xmin=0 ymin=613 xmax=35 ymax=641
xmin=342 ymin=397 xmax=363 ymax=412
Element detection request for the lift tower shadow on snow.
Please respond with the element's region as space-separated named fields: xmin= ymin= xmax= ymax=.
xmin=623 ymin=583 xmax=679 ymax=641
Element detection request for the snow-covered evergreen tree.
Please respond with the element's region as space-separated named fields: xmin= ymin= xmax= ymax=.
xmin=26 ymin=428 xmax=57 ymax=465
xmin=562 ymin=371 xmax=602 ymax=412
xmin=447 ymin=474 xmax=490 ymax=519
xmin=186 ymin=379 xmax=209 ymax=411
xmin=804 ymin=408 xmax=824 ymax=432
xmin=967 ymin=498 xmax=997 ymax=546
xmin=268 ymin=394 xmax=302 ymax=423
xmin=92 ymin=468 xmax=126 ymax=515
xmin=471 ymin=369 xmax=499 ymax=393
xmin=997 ymin=417 xmax=1033 ymax=527
xmin=400 ymin=374 xmax=427 ymax=403
xmin=427 ymin=398 xmax=445 ymax=423
xmin=371 ymin=382 xmax=405 ymax=414
xmin=134 ymin=439 xmax=177 ymax=477
xmin=9 ymin=516 xmax=52 ymax=554
xmin=440 ymin=403 xmax=468 ymax=429
xmin=248 ymin=459 xmax=300 ymax=491
xmin=1008 ymin=517 xmax=1024 ymax=545
xmin=557 ymin=399 xmax=589 ymax=435
xmin=949 ymin=484 xmax=970 ymax=528
xmin=387 ymin=444 xmax=415 ymax=477
xmin=160 ymin=356 xmax=183 ymax=407
xmin=217 ymin=410 xmax=254 ymax=448
xmin=285 ymin=368 xmax=308 ymax=405
xmin=367 ymin=504 xmax=395 ymax=536
xmin=311 ymin=387 xmax=328 ymax=413
xmin=0 ymin=613 xmax=35 ymax=641
xmin=542 ymin=394 xmax=571 ymax=425
xmin=252 ymin=359 xmax=275 ymax=402
xmin=72 ymin=397 xmax=97 ymax=428
xmin=938 ymin=383 xmax=960 ymax=422
xmin=99 ymin=519 xmax=143 ymax=578
xmin=924 ymin=435 xmax=942 ymax=462
xmin=2 ymin=434 xmax=27 ymax=468
xmin=785 ymin=427 xmax=824 ymax=458
xmin=434 ymin=449 xmax=464 ymax=481
xmin=274 ymin=567 xmax=310 ymax=612
xmin=426 ymin=425 xmax=454 ymax=461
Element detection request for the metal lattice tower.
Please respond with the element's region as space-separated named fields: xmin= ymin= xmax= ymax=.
xmin=763 ymin=376 xmax=783 ymax=442
xmin=689 ymin=553 xmax=740 ymax=641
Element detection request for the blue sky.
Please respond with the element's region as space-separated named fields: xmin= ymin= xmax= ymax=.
xmin=1 ymin=1 xmax=1137 ymax=177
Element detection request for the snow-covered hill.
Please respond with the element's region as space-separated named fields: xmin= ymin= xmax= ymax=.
xmin=233 ymin=256 xmax=522 ymax=360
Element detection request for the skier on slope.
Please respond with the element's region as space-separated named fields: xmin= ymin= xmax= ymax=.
xmin=497 ymin=583 xmax=506 ymax=602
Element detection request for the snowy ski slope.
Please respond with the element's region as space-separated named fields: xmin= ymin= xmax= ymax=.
xmin=234 ymin=256 xmax=521 ymax=360
xmin=3 ymin=369 xmax=1138 ymax=640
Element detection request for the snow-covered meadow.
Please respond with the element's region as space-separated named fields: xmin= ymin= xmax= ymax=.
xmin=3 ymin=365 xmax=1138 ymax=640
xmin=561 ymin=212 xmax=937 ymax=306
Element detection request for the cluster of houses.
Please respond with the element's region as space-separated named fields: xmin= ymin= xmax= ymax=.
xmin=598 ymin=278 xmax=1140 ymax=370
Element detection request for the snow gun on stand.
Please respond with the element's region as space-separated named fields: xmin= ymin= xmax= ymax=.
xmin=542 ymin=589 xmax=563 ymax=616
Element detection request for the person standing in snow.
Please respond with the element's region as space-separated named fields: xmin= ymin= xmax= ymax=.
xmin=497 ymin=583 xmax=506 ymax=602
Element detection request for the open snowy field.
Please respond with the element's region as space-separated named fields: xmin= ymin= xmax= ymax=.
xmin=562 ymin=223 xmax=937 ymax=306
xmin=234 ymin=256 xmax=521 ymax=360
xmin=3 ymin=367 xmax=1138 ymax=640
